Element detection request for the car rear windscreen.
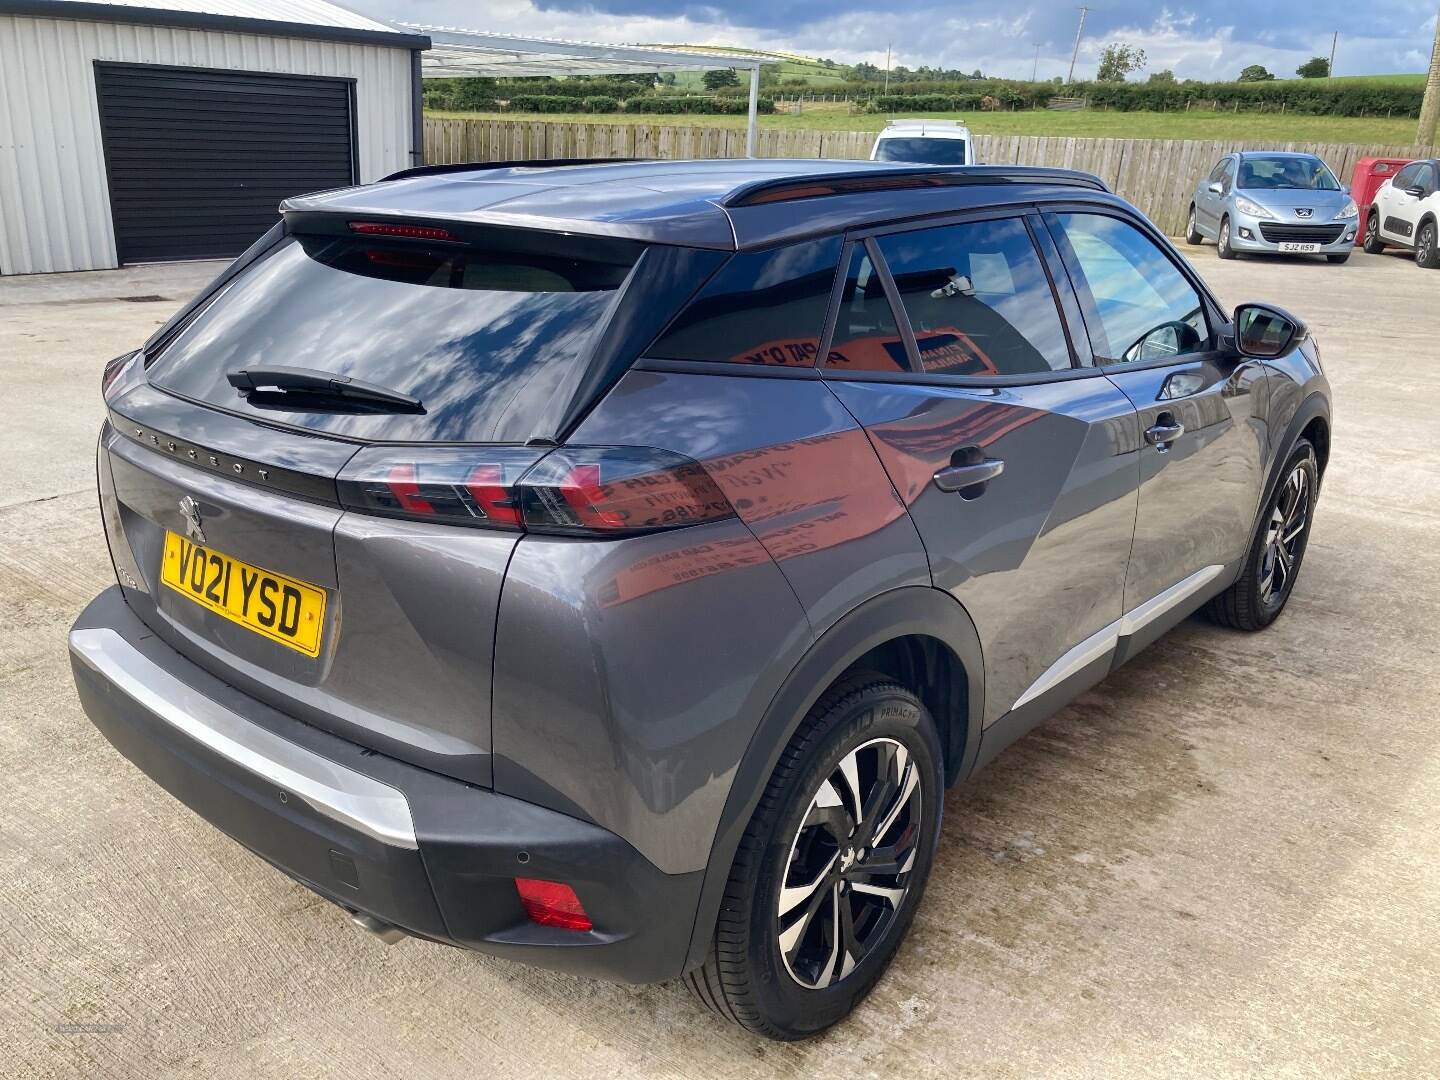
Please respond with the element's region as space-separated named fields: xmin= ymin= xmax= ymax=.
xmin=145 ymin=231 xmax=640 ymax=443
xmin=874 ymin=137 xmax=967 ymax=165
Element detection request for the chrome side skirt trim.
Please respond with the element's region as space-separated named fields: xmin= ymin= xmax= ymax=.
xmin=1010 ymin=564 xmax=1225 ymax=712
xmin=1118 ymin=563 xmax=1225 ymax=637
xmin=1011 ymin=618 xmax=1120 ymax=711
xmin=70 ymin=628 xmax=418 ymax=849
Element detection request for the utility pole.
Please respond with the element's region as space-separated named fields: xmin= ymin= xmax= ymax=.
xmin=1327 ymin=31 xmax=1338 ymax=81
xmin=883 ymin=43 xmax=892 ymax=94
xmin=1419 ymin=10 xmax=1440 ymax=146
xmin=1067 ymin=7 xmax=1090 ymax=85
xmin=1032 ymin=43 xmax=1041 ymax=82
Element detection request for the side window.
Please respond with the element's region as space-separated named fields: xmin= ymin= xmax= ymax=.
xmin=1416 ymin=163 xmax=1437 ymax=194
xmin=1393 ymin=163 xmax=1419 ymax=190
xmin=824 ymin=247 xmax=908 ymax=373
xmin=1050 ymin=213 xmax=1214 ymax=365
xmin=1207 ymin=159 xmax=1228 ymax=184
xmin=646 ymin=235 xmax=841 ymax=366
xmin=871 ymin=217 xmax=1072 ymax=377
xmin=1222 ymin=159 xmax=1237 ymax=192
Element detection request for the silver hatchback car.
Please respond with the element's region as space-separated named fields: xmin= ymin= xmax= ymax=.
xmin=1186 ymin=152 xmax=1358 ymax=263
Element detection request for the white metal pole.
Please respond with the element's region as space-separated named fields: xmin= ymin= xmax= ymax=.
xmin=746 ymin=65 xmax=760 ymax=157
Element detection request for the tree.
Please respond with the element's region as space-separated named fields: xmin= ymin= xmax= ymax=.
xmin=1096 ymin=43 xmax=1147 ymax=82
xmin=703 ymin=68 xmax=739 ymax=91
xmin=1296 ymin=56 xmax=1330 ymax=78
xmin=1238 ymin=64 xmax=1276 ymax=82
xmin=1148 ymin=69 xmax=1177 ymax=84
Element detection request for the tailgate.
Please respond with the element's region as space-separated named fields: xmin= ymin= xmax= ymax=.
xmin=102 ymin=386 xmax=516 ymax=786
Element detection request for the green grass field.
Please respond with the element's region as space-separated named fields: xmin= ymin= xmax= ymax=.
xmin=428 ymin=103 xmax=1428 ymax=145
xmin=1329 ymin=73 xmax=1426 ymax=85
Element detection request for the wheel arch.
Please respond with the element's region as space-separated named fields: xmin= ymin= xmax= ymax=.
xmin=1254 ymin=390 xmax=1330 ymax=538
xmin=681 ymin=586 xmax=985 ymax=972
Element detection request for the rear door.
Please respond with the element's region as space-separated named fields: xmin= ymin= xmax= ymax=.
xmin=103 ymin=225 xmax=645 ymax=785
xmin=1379 ymin=163 xmax=1422 ymax=243
xmin=821 ymin=211 xmax=1140 ymax=727
xmin=1044 ymin=209 xmax=1268 ymax=652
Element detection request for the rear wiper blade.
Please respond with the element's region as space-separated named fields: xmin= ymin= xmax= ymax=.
xmin=226 ymin=366 xmax=425 ymax=413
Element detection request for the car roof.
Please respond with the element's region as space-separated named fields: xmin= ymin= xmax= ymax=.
xmin=282 ymin=158 xmax=1111 ymax=251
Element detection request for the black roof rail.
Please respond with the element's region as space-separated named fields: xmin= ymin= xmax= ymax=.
xmin=380 ymin=158 xmax=650 ymax=182
xmin=721 ymin=166 xmax=1109 ymax=208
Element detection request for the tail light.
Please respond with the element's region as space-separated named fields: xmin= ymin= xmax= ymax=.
xmin=101 ymin=349 xmax=139 ymax=398
xmin=514 ymin=878 xmax=592 ymax=931
xmin=337 ymin=445 xmax=734 ymax=537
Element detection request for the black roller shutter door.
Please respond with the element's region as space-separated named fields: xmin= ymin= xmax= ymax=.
xmin=95 ymin=63 xmax=357 ymax=264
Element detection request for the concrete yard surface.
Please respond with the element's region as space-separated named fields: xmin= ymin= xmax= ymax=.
xmin=1 ymin=246 xmax=1437 ymax=1079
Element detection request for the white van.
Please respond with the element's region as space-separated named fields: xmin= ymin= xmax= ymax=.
xmin=870 ymin=118 xmax=974 ymax=166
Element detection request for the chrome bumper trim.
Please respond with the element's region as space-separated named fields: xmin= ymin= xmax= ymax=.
xmin=70 ymin=627 xmax=417 ymax=849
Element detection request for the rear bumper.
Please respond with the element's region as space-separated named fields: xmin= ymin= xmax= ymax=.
xmin=69 ymin=586 xmax=701 ymax=984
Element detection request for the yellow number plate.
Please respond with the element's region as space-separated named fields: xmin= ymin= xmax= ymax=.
xmin=161 ymin=531 xmax=327 ymax=657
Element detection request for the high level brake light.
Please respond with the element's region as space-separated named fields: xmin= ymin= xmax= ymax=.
xmin=337 ymin=445 xmax=734 ymax=536
xmin=348 ymin=221 xmax=461 ymax=243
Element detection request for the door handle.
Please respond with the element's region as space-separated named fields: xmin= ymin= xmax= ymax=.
xmin=933 ymin=456 xmax=1005 ymax=496
xmin=1144 ymin=416 xmax=1185 ymax=450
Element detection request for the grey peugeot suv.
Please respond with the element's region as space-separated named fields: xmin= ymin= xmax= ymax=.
xmin=71 ymin=159 xmax=1330 ymax=1040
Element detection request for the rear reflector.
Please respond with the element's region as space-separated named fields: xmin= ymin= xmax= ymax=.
xmin=514 ymin=878 xmax=592 ymax=931
xmin=348 ymin=221 xmax=461 ymax=243
xmin=337 ymin=445 xmax=734 ymax=536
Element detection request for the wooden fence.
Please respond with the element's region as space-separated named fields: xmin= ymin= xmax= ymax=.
xmin=424 ymin=117 xmax=1431 ymax=236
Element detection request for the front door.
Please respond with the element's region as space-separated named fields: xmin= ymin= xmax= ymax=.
xmin=1196 ymin=157 xmax=1231 ymax=235
xmin=1044 ymin=210 xmax=1268 ymax=652
xmin=821 ymin=213 xmax=1140 ymax=726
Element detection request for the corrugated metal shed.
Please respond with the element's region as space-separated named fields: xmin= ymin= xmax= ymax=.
xmin=0 ymin=1 xmax=425 ymax=274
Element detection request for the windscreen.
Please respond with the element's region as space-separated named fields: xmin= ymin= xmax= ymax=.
xmin=145 ymin=232 xmax=640 ymax=443
xmin=874 ymin=137 xmax=967 ymax=165
xmin=1237 ymin=156 xmax=1340 ymax=191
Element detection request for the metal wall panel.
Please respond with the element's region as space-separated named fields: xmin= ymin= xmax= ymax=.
xmin=96 ymin=63 xmax=356 ymax=262
xmin=0 ymin=13 xmax=413 ymax=274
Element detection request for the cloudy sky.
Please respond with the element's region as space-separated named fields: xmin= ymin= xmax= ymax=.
xmin=348 ymin=1 xmax=1436 ymax=81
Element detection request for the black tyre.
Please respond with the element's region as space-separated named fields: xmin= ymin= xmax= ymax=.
xmin=685 ymin=678 xmax=943 ymax=1040
xmin=1326 ymin=251 xmax=1351 ymax=264
xmin=1217 ymin=215 xmax=1237 ymax=260
xmin=1417 ymin=221 xmax=1439 ymax=269
xmin=1185 ymin=205 xmax=1204 ymax=245
xmin=1362 ymin=211 xmax=1386 ymax=254
xmin=1203 ymin=439 xmax=1318 ymax=632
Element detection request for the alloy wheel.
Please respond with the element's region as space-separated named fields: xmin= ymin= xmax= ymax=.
xmin=777 ymin=737 xmax=922 ymax=990
xmin=1367 ymin=216 xmax=1378 ymax=246
xmin=1259 ymin=464 xmax=1310 ymax=605
xmin=1420 ymin=226 xmax=1434 ymax=266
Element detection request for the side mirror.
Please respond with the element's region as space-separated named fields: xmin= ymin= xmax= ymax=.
xmin=1207 ymin=181 xmax=1224 ymax=195
xmin=1405 ymin=185 xmax=1426 ymax=199
xmin=1234 ymin=303 xmax=1303 ymax=359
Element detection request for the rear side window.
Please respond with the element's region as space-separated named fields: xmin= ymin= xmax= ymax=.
xmin=146 ymin=232 xmax=639 ymax=443
xmin=824 ymin=247 xmax=907 ymax=373
xmin=873 ymin=218 xmax=1072 ymax=377
xmin=645 ymin=236 xmax=841 ymax=366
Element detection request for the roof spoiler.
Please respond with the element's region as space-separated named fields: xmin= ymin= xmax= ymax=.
xmin=721 ymin=166 xmax=1109 ymax=208
xmin=379 ymin=158 xmax=651 ymax=182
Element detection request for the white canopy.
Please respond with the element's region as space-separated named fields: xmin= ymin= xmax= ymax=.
xmin=402 ymin=25 xmax=769 ymax=156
